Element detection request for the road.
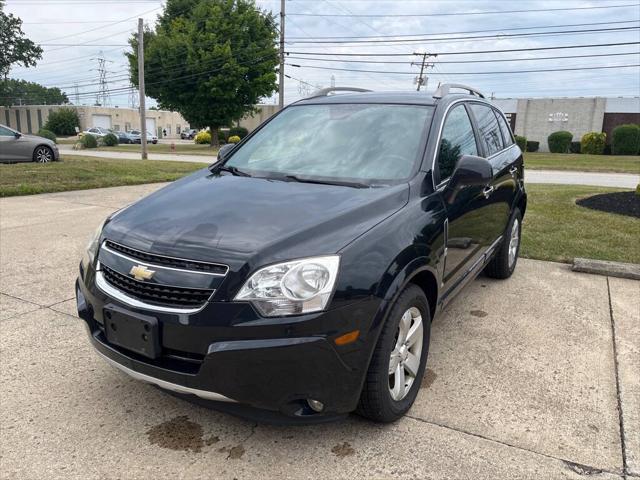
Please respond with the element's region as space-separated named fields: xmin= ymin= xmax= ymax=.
xmin=59 ymin=146 xmax=639 ymax=188
xmin=1 ymin=184 xmax=638 ymax=479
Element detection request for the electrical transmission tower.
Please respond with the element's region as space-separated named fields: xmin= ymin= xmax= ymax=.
xmin=90 ymin=52 xmax=114 ymax=106
xmin=73 ymin=83 xmax=80 ymax=105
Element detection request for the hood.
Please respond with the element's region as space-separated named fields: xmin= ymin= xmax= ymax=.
xmin=103 ymin=169 xmax=408 ymax=270
xmin=24 ymin=134 xmax=55 ymax=146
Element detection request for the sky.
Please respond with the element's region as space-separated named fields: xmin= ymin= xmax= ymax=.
xmin=4 ymin=0 xmax=640 ymax=108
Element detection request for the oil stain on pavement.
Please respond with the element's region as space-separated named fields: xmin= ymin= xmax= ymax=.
xmin=470 ymin=310 xmax=488 ymax=318
xmin=331 ymin=442 xmax=355 ymax=457
xmin=146 ymin=415 xmax=205 ymax=453
xmin=421 ymin=368 xmax=438 ymax=389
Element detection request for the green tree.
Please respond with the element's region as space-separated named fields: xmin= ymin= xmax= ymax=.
xmin=127 ymin=0 xmax=279 ymax=146
xmin=0 ymin=2 xmax=43 ymax=80
xmin=0 ymin=78 xmax=68 ymax=106
xmin=44 ymin=107 xmax=80 ymax=135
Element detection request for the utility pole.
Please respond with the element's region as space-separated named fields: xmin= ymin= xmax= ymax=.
xmin=278 ymin=0 xmax=285 ymax=109
xmin=411 ymin=52 xmax=437 ymax=92
xmin=137 ymin=18 xmax=148 ymax=160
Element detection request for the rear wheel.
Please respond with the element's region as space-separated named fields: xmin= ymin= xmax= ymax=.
xmin=484 ymin=208 xmax=522 ymax=279
xmin=357 ymin=284 xmax=431 ymax=423
xmin=33 ymin=146 xmax=54 ymax=163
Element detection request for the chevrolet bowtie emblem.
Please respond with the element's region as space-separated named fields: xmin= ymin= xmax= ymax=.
xmin=129 ymin=265 xmax=155 ymax=281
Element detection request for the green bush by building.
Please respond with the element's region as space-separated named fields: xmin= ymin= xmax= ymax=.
xmin=37 ymin=129 xmax=56 ymax=143
xmin=547 ymin=131 xmax=573 ymax=153
xmin=612 ymin=124 xmax=640 ymax=155
xmin=43 ymin=107 xmax=80 ymax=136
xmin=580 ymin=132 xmax=606 ymax=155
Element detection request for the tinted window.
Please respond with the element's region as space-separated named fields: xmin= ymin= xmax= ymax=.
xmin=437 ymin=105 xmax=478 ymax=181
xmin=470 ymin=104 xmax=503 ymax=156
xmin=0 ymin=126 xmax=15 ymax=136
xmin=495 ymin=110 xmax=514 ymax=146
xmin=227 ymin=104 xmax=434 ymax=182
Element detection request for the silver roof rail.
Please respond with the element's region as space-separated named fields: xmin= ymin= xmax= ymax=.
xmin=307 ymin=86 xmax=372 ymax=99
xmin=433 ymin=83 xmax=485 ymax=99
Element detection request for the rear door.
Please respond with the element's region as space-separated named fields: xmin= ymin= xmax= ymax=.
xmin=434 ymin=102 xmax=501 ymax=290
xmin=468 ymin=103 xmax=519 ymax=238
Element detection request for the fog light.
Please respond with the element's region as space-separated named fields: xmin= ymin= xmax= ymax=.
xmin=308 ymin=399 xmax=324 ymax=412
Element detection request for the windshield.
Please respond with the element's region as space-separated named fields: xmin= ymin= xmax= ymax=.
xmin=225 ymin=103 xmax=434 ymax=183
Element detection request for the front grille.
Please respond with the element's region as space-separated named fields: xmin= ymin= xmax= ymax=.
xmin=102 ymin=264 xmax=213 ymax=308
xmin=104 ymin=240 xmax=227 ymax=275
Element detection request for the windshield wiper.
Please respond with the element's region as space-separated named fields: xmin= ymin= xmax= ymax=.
xmin=216 ymin=165 xmax=252 ymax=177
xmin=283 ymin=175 xmax=369 ymax=188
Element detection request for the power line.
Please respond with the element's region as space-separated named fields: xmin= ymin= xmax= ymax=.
xmin=288 ymin=3 xmax=640 ymax=17
xmin=287 ymin=63 xmax=640 ymax=76
xmin=285 ymin=41 xmax=640 ymax=57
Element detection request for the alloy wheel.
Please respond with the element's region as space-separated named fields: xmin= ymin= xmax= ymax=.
xmin=508 ymin=218 xmax=520 ymax=268
xmin=388 ymin=306 xmax=424 ymax=401
xmin=35 ymin=147 xmax=52 ymax=163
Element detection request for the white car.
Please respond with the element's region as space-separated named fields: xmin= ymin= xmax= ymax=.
xmin=129 ymin=130 xmax=158 ymax=144
xmin=82 ymin=127 xmax=114 ymax=138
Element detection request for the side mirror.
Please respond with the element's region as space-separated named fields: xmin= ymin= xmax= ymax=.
xmin=14 ymin=132 xmax=21 ymax=139
xmin=445 ymin=155 xmax=492 ymax=204
xmin=217 ymin=143 xmax=235 ymax=162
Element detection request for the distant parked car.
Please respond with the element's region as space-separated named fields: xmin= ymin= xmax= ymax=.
xmin=129 ymin=130 xmax=158 ymax=144
xmin=115 ymin=131 xmax=134 ymax=144
xmin=0 ymin=123 xmax=60 ymax=163
xmin=81 ymin=127 xmax=113 ymax=138
xmin=180 ymin=128 xmax=198 ymax=140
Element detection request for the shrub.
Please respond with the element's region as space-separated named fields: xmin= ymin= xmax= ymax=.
xmin=37 ymin=128 xmax=56 ymax=143
xmin=43 ymin=107 xmax=80 ymax=135
xmin=229 ymin=126 xmax=248 ymax=139
xmin=526 ymin=141 xmax=539 ymax=152
xmin=636 ymin=183 xmax=640 ymax=196
xmin=612 ymin=124 xmax=640 ymax=155
xmin=570 ymin=141 xmax=581 ymax=154
xmin=580 ymin=132 xmax=606 ymax=155
xmin=103 ymin=133 xmax=118 ymax=146
xmin=514 ymin=135 xmax=526 ymax=152
xmin=80 ymin=134 xmax=98 ymax=149
xmin=194 ymin=131 xmax=212 ymax=144
xmin=217 ymin=129 xmax=227 ymax=144
xmin=228 ymin=135 xmax=241 ymax=144
xmin=547 ymin=131 xmax=573 ymax=153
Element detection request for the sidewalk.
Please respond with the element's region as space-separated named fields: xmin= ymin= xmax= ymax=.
xmin=1 ymin=184 xmax=638 ymax=479
xmin=59 ymin=144 xmax=212 ymax=164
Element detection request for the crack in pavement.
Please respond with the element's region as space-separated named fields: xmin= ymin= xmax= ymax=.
xmin=404 ymin=414 xmax=623 ymax=478
xmin=607 ymin=276 xmax=629 ymax=479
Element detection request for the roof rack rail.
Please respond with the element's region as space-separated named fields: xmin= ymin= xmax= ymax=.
xmin=433 ymin=83 xmax=485 ymax=99
xmin=307 ymin=86 xmax=372 ymax=99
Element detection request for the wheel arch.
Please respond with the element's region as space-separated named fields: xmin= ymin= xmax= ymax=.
xmin=32 ymin=143 xmax=54 ymax=160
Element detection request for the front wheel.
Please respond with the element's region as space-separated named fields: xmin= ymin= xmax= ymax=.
xmin=484 ymin=208 xmax=522 ymax=279
xmin=33 ymin=146 xmax=54 ymax=163
xmin=357 ymin=284 xmax=431 ymax=423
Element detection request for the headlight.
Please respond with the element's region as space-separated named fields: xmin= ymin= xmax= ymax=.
xmin=82 ymin=221 xmax=105 ymax=269
xmin=235 ymin=256 xmax=340 ymax=317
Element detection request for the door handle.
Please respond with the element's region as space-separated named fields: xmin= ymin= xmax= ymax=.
xmin=509 ymin=166 xmax=518 ymax=176
xmin=482 ymin=185 xmax=495 ymax=199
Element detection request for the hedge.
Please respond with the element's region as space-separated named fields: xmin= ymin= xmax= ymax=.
xmin=570 ymin=141 xmax=581 ymax=154
xmin=526 ymin=141 xmax=539 ymax=152
xmin=195 ymin=131 xmax=212 ymax=144
xmin=37 ymin=129 xmax=56 ymax=143
xmin=612 ymin=124 xmax=640 ymax=155
xmin=103 ymin=133 xmax=118 ymax=146
xmin=514 ymin=135 xmax=526 ymax=152
xmin=80 ymin=134 xmax=98 ymax=148
xmin=548 ymin=131 xmax=573 ymax=153
xmin=228 ymin=135 xmax=241 ymax=144
xmin=580 ymin=132 xmax=606 ymax=155
xmin=43 ymin=107 xmax=80 ymax=136
xmin=229 ymin=126 xmax=248 ymax=139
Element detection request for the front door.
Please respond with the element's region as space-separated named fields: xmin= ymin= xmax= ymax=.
xmin=434 ymin=103 xmax=501 ymax=291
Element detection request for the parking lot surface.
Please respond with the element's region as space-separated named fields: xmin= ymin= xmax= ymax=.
xmin=1 ymin=184 xmax=638 ymax=479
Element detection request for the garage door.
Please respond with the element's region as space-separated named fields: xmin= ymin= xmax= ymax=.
xmin=146 ymin=118 xmax=156 ymax=135
xmin=92 ymin=114 xmax=112 ymax=129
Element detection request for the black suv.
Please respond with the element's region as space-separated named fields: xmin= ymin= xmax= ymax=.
xmin=76 ymin=84 xmax=526 ymax=423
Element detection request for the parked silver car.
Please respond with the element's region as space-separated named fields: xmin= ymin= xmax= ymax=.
xmin=129 ymin=129 xmax=158 ymax=144
xmin=0 ymin=124 xmax=60 ymax=163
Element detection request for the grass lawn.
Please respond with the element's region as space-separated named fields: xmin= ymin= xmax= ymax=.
xmin=521 ymin=184 xmax=640 ymax=264
xmin=96 ymin=143 xmax=218 ymax=156
xmin=524 ymin=152 xmax=640 ymax=174
xmin=0 ymin=155 xmax=204 ymax=197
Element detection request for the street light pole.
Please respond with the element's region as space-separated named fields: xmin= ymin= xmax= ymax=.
xmin=137 ymin=18 xmax=148 ymax=160
xmin=278 ymin=0 xmax=285 ymax=109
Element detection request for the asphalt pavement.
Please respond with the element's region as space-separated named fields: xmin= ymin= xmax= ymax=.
xmin=1 ymin=183 xmax=638 ymax=479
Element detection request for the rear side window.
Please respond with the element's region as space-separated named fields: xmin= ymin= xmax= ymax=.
xmin=469 ymin=104 xmax=504 ymax=156
xmin=495 ymin=110 xmax=514 ymax=146
xmin=437 ymin=105 xmax=478 ymax=181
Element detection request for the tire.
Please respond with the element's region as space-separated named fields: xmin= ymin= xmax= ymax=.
xmin=484 ymin=208 xmax=522 ymax=279
xmin=33 ymin=145 xmax=54 ymax=163
xmin=357 ymin=284 xmax=431 ymax=423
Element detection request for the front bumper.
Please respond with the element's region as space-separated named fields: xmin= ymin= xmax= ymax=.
xmin=76 ymin=271 xmax=380 ymax=419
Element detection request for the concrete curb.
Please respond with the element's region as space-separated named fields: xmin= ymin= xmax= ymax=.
xmin=573 ymin=258 xmax=640 ymax=280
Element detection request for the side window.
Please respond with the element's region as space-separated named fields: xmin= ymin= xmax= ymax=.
xmin=437 ymin=105 xmax=478 ymax=181
xmin=494 ymin=110 xmax=514 ymax=146
xmin=0 ymin=126 xmax=15 ymax=136
xmin=469 ymin=104 xmax=504 ymax=156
